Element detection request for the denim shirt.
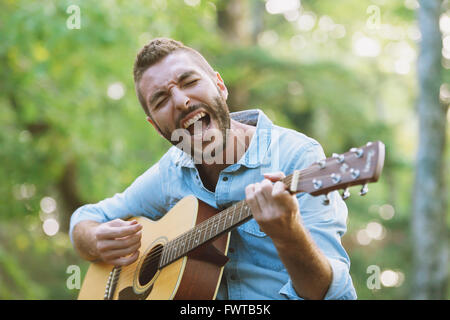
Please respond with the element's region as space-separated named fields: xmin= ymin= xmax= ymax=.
xmin=69 ymin=109 xmax=357 ymax=300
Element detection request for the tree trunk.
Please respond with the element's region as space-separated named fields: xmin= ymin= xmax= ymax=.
xmin=411 ymin=0 xmax=448 ymax=299
xmin=216 ymin=0 xmax=255 ymax=110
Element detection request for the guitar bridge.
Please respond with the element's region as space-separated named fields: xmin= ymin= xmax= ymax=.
xmin=104 ymin=266 xmax=121 ymax=300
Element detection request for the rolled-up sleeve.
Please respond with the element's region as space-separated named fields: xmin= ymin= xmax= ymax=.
xmin=69 ymin=162 xmax=166 ymax=244
xmin=280 ymin=142 xmax=357 ymax=300
xmin=279 ymin=256 xmax=357 ymax=300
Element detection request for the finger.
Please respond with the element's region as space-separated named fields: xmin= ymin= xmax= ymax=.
xmin=97 ymin=230 xmax=142 ymax=251
xmin=272 ymin=181 xmax=289 ymax=197
xmin=257 ymin=179 xmax=273 ymax=203
xmin=108 ymin=218 xmax=137 ymax=227
xmin=96 ymin=223 xmax=143 ymax=240
xmin=245 ymin=183 xmax=262 ymax=215
xmin=102 ymin=241 xmax=141 ymax=261
xmin=110 ymin=250 xmax=140 ymax=267
xmin=263 ymin=171 xmax=285 ymax=182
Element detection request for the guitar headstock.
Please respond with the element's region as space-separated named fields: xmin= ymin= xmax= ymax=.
xmin=289 ymin=141 xmax=385 ymax=202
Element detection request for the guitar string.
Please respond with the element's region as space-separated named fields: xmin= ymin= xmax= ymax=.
xmin=112 ymin=174 xmax=300 ymax=285
xmin=107 ymin=174 xmax=301 ymax=286
xmin=112 ymin=200 xmax=253 ymax=285
xmin=107 ymin=169 xmax=333 ymax=288
xmin=111 ymin=165 xmax=349 ymax=291
xmin=105 ymin=150 xmax=366 ymax=296
xmin=104 ymin=155 xmax=362 ymax=293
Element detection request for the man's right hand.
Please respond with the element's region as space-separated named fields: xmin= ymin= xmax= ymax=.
xmin=93 ymin=219 xmax=143 ymax=266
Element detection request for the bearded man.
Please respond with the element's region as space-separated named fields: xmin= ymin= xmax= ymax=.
xmin=70 ymin=38 xmax=357 ymax=300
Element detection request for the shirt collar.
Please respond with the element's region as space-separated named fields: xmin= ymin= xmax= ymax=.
xmin=175 ymin=109 xmax=273 ymax=169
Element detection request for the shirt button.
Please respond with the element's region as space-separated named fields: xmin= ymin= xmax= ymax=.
xmin=230 ymin=275 xmax=237 ymax=281
xmin=228 ymin=247 xmax=234 ymax=253
xmin=222 ymin=176 xmax=228 ymax=181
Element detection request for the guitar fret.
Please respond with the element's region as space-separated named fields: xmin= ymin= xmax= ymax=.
xmin=210 ymin=216 xmax=215 ymax=240
xmin=180 ymin=234 xmax=187 ymax=257
xmin=168 ymin=240 xmax=175 ymax=263
xmin=194 ymin=228 xmax=201 ymax=246
xmin=161 ymin=243 xmax=169 ymax=266
xmin=215 ymin=213 xmax=220 ymax=237
xmin=172 ymin=236 xmax=180 ymax=261
xmin=202 ymin=219 xmax=209 ymax=243
xmin=232 ymin=204 xmax=238 ymax=226
xmin=168 ymin=239 xmax=174 ymax=263
xmin=221 ymin=210 xmax=227 ymax=232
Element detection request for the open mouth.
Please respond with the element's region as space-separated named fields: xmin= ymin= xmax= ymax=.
xmin=183 ymin=112 xmax=211 ymax=136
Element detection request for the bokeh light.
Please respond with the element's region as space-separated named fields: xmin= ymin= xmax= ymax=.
xmin=356 ymin=229 xmax=372 ymax=246
xmin=353 ymin=33 xmax=381 ymax=57
xmin=265 ymin=0 xmax=300 ymax=15
xmin=40 ymin=196 xmax=57 ymax=214
xmin=184 ymin=0 xmax=200 ymax=7
xmin=107 ymin=82 xmax=125 ymax=100
xmin=366 ymin=221 xmax=386 ymax=240
xmin=42 ymin=218 xmax=59 ymax=236
xmin=13 ymin=184 xmax=36 ymax=200
xmin=379 ymin=204 xmax=395 ymax=220
xmin=380 ymin=269 xmax=405 ymax=287
xmin=297 ymin=12 xmax=316 ymax=32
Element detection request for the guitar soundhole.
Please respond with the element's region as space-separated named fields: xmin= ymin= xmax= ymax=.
xmin=138 ymin=244 xmax=163 ymax=287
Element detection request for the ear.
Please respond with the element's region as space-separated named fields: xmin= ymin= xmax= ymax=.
xmin=146 ymin=116 xmax=164 ymax=138
xmin=215 ymin=72 xmax=228 ymax=100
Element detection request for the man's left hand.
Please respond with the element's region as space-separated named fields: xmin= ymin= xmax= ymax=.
xmin=245 ymin=171 xmax=301 ymax=243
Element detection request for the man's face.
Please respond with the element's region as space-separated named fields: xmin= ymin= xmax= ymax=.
xmin=138 ymin=51 xmax=230 ymax=156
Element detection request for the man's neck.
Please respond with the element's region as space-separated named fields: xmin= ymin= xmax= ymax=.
xmin=195 ymin=119 xmax=256 ymax=192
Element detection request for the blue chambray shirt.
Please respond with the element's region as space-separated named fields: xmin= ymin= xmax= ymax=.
xmin=69 ymin=109 xmax=357 ymax=300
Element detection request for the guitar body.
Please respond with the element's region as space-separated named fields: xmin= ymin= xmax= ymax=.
xmin=78 ymin=196 xmax=230 ymax=300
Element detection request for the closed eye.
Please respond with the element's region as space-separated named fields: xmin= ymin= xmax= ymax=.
xmin=155 ymin=96 xmax=168 ymax=109
xmin=184 ymin=79 xmax=199 ymax=87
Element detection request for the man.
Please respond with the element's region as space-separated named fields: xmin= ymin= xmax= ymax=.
xmin=70 ymin=38 xmax=357 ymax=300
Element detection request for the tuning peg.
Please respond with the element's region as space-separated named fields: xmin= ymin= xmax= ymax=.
xmin=342 ymin=187 xmax=350 ymax=200
xmin=331 ymin=173 xmax=342 ymax=184
xmin=360 ymin=183 xmax=369 ymax=196
xmin=350 ymin=168 xmax=360 ymax=179
xmin=350 ymin=147 xmax=364 ymax=158
xmin=332 ymin=153 xmax=344 ymax=163
xmin=317 ymin=159 xmax=326 ymax=169
xmin=322 ymin=193 xmax=331 ymax=205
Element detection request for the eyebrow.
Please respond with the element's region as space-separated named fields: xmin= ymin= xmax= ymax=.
xmin=148 ymin=70 xmax=199 ymax=108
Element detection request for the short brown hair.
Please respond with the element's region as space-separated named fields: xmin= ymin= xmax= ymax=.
xmin=133 ymin=37 xmax=215 ymax=116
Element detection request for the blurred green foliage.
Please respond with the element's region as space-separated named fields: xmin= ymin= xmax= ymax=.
xmin=0 ymin=0 xmax=448 ymax=299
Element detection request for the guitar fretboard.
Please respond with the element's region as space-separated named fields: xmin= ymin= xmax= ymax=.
xmin=158 ymin=174 xmax=297 ymax=268
xmin=159 ymin=200 xmax=253 ymax=268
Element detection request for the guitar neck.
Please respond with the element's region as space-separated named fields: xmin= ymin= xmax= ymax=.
xmin=158 ymin=175 xmax=296 ymax=268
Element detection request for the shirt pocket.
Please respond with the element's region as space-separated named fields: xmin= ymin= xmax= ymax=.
xmin=239 ymin=219 xmax=285 ymax=271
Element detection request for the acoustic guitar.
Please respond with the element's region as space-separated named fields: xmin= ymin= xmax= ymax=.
xmin=78 ymin=141 xmax=385 ymax=300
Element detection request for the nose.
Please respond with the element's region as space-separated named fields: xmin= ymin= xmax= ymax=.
xmin=170 ymin=87 xmax=190 ymax=111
